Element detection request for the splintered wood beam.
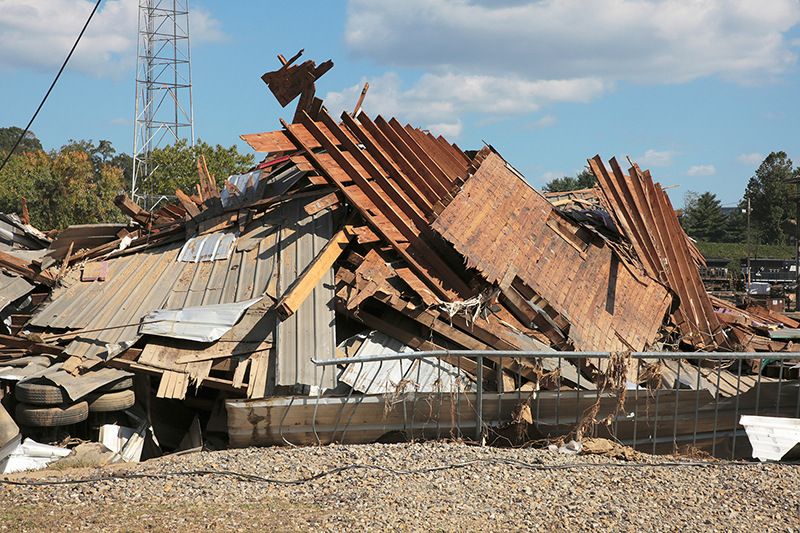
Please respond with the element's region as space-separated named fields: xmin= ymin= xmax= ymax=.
xmin=274 ymin=226 xmax=355 ymax=321
xmin=353 ymin=82 xmax=369 ymax=116
xmin=176 ymin=189 xmax=202 ymax=218
xmin=296 ymin=112 xmax=472 ymax=299
xmin=0 ymin=250 xmax=56 ymax=286
xmin=353 ymin=112 xmax=441 ymax=206
xmin=114 ymin=194 xmax=153 ymax=226
xmin=56 ymin=241 xmax=74 ymax=282
xmin=0 ymin=333 xmax=63 ymax=355
xmin=317 ymin=111 xmax=431 ymax=231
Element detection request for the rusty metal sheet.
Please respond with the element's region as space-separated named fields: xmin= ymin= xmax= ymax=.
xmin=432 ymin=151 xmax=671 ymax=353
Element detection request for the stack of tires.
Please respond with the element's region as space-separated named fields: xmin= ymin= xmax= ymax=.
xmin=14 ymin=377 xmax=135 ymax=428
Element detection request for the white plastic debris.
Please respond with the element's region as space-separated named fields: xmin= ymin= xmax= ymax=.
xmin=548 ymin=440 xmax=583 ymax=455
xmin=0 ymin=437 xmax=71 ymax=474
xmin=117 ymin=235 xmax=133 ymax=252
xmin=99 ymin=423 xmax=146 ymax=463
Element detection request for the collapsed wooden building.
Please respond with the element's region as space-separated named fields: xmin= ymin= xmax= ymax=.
xmin=1 ymin=52 xmax=799 ymax=462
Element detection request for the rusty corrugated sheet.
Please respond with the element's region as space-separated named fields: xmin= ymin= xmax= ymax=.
xmin=432 ymin=151 xmax=671 ymax=353
xmin=588 ymin=155 xmax=727 ymax=350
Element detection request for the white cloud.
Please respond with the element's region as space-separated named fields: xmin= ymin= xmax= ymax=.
xmin=524 ymin=114 xmax=558 ymax=131
xmin=345 ymin=0 xmax=800 ymax=85
xmin=426 ymin=121 xmax=463 ymax=139
xmin=635 ymin=149 xmax=682 ymax=168
xmin=686 ymin=165 xmax=716 ymax=177
xmin=0 ymin=0 xmax=223 ymax=79
xmin=735 ymin=153 xmax=764 ymax=165
xmin=325 ymin=72 xmax=608 ymax=129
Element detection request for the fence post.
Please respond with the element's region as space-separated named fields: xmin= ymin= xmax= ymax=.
xmin=476 ymin=354 xmax=483 ymax=443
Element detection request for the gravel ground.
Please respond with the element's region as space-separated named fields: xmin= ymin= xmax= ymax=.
xmin=1 ymin=440 xmax=799 ymax=532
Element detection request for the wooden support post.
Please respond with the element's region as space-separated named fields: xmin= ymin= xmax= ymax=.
xmin=274 ymin=226 xmax=356 ymax=321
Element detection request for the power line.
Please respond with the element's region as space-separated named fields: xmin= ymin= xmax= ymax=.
xmin=0 ymin=0 xmax=104 ymax=174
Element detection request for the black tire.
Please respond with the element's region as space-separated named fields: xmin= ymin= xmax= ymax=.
xmin=15 ymin=378 xmax=69 ymax=405
xmin=96 ymin=376 xmax=134 ymax=392
xmin=15 ymin=401 xmax=89 ymax=427
xmin=86 ymin=390 xmax=135 ymax=412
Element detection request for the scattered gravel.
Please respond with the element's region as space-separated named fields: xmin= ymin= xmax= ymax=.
xmin=2 ymin=441 xmax=799 ymax=532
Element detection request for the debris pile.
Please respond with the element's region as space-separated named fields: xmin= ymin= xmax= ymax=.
xmin=0 ymin=51 xmax=798 ymax=464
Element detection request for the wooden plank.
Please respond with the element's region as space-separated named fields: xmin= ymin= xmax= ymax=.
xmin=304 ymin=191 xmax=340 ymax=215
xmin=0 ymin=334 xmax=63 ymax=355
xmin=247 ymin=352 xmax=270 ymax=399
xmin=198 ymin=212 xmax=238 ymax=235
xmin=284 ymin=116 xmax=467 ymax=302
xmin=318 ymin=111 xmax=431 ymax=231
xmin=56 ymin=241 xmax=74 ymax=282
xmin=500 ymin=286 xmax=570 ymax=350
xmin=298 ymin=114 xmax=472 ymax=299
xmin=351 ymin=225 xmax=381 ymax=244
xmin=176 ymin=189 xmax=202 ymax=218
xmin=354 ymin=112 xmax=441 ymax=205
xmin=437 ymin=134 xmax=472 ymax=166
xmin=290 ymin=155 xmax=316 ymax=172
xmin=0 ymin=250 xmax=56 ymax=286
xmin=274 ymin=226 xmax=355 ymax=321
xmin=641 ymin=165 xmax=725 ymax=347
xmin=232 ymin=357 xmax=250 ymax=389
xmin=240 ymin=131 xmax=297 ymax=153
xmin=405 ymin=126 xmax=464 ymax=185
xmin=375 ymin=115 xmax=450 ymax=199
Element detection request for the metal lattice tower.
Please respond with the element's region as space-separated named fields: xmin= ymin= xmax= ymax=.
xmin=132 ymin=0 xmax=194 ymax=208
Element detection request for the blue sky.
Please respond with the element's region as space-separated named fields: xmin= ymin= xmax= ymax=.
xmin=2 ymin=0 xmax=800 ymax=209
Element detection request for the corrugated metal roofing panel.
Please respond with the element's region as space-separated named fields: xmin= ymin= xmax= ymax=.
xmin=178 ymin=230 xmax=239 ymax=263
xmin=338 ymin=330 xmax=475 ymax=394
xmin=274 ymin=197 xmax=338 ymax=391
xmin=221 ymin=170 xmax=263 ymax=208
xmin=0 ymin=271 xmax=34 ymax=314
xmin=139 ymin=297 xmax=262 ymax=342
xmin=29 ymin=215 xmax=281 ymax=359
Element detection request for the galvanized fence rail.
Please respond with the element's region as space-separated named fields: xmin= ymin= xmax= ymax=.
xmin=294 ymin=351 xmax=800 ymax=459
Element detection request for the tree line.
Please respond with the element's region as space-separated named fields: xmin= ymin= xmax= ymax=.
xmin=544 ymin=152 xmax=798 ymax=246
xmin=0 ymin=127 xmax=255 ymax=231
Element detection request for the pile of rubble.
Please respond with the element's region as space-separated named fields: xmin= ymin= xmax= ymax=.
xmin=1 ymin=52 xmax=798 ymax=467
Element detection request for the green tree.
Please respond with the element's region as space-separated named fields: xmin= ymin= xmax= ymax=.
xmin=680 ymin=191 xmax=728 ymax=241
xmin=722 ymin=201 xmax=748 ymax=243
xmin=139 ymin=139 xmax=255 ymax=197
xmin=0 ymin=141 xmax=127 ymax=230
xmin=62 ymin=139 xmax=132 ymax=187
xmin=745 ymin=151 xmax=798 ymax=245
xmin=0 ymin=127 xmax=43 ymax=155
xmin=543 ymin=169 xmax=597 ymax=192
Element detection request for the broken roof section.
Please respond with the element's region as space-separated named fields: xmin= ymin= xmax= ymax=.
xmin=5 ymin=49 xmax=800 ymax=460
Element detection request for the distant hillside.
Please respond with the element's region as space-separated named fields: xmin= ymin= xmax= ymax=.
xmin=695 ymin=242 xmax=795 ymax=275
